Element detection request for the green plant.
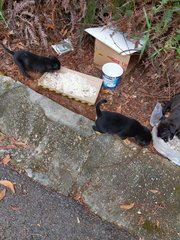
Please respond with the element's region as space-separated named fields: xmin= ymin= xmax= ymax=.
xmin=140 ymin=7 xmax=152 ymax=59
xmin=0 ymin=0 xmax=8 ymax=27
xmin=142 ymin=0 xmax=180 ymax=58
xmin=111 ymin=0 xmax=134 ymax=20
xmin=0 ymin=0 xmax=4 ymax=18
xmin=83 ymin=0 xmax=97 ymax=25
xmin=78 ymin=0 xmax=97 ymax=43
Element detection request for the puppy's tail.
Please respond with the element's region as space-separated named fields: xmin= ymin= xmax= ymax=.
xmin=0 ymin=42 xmax=14 ymax=55
xmin=96 ymin=99 xmax=107 ymax=117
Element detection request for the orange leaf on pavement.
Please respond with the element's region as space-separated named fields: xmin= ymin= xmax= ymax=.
xmin=0 ymin=188 xmax=6 ymax=200
xmin=10 ymin=204 xmax=20 ymax=211
xmin=0 ymin=180 xmax=15 ymax=193
xmin=0 ymin=144 xmax=16 ymax=150
xmin=156 ymin=220 xmax=160 ymax=228
xmin=1 ymin=154 xmax=11 ymax=165
xmin=0 ymin=132 xmax=6 ymax=141
xmin=74 ymin=192 xmax=82 ymax=201
xmin=149 ymin=189 xmax=160 ymax=194
xmin=11 ymin=138 xmax=29 ymax=148
xmin=120 ymin=202 xmax=135 ymax=210
xmin=73 ymin=192 xmax=84 ymax=204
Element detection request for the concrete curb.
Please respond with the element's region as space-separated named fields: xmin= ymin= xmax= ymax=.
xmin=0 ymin=76 xmax=179 ymax=240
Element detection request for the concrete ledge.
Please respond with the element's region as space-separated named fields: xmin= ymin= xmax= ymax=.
xmin=0 ymin=76 xmax=179 ymax=240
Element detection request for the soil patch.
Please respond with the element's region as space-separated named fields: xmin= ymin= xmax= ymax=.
xmin=0 ymin=4 xmax=179 ymax=131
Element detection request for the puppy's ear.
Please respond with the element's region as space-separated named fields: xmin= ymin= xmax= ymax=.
xmin=160 ymin=116 xmax=166 ymax=121
xmin=169 ymin=124 xmax=176 ymax=134
xmin=162 ymin=100 xmax=171 ymax=115
xmin=169 ymin=124 xmax=176 ymax=140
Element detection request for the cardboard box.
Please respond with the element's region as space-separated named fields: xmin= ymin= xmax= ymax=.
xmin=85 ymin=27 xmax=143 ymax=72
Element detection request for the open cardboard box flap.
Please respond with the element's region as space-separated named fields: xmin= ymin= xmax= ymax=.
xmin=85 ymin=26 xmax=144 ymax=72
xmin=85 ymin=27 xmax=143 ymax=55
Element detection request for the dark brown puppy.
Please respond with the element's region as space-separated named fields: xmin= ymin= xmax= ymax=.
xmin=93 ymin=99 xmax=152 ymax=146
xmin=0 ymin=42 xmax=61 ymax=79
xmin=157 ymin=93 xmax=180 ymax=142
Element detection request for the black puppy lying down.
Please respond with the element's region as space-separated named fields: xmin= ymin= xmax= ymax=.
xmin=93 ymin=99 xmax=152 ymax=146
xmin=157 ymin=93 xmax=180 ymax=142
xmin=0 ymin=42 xmax=61 ymax=79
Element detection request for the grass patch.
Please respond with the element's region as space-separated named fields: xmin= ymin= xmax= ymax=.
xmin=0 ymin=0 xmax=8 ymax=27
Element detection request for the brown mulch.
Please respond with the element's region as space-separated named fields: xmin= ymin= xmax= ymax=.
xmin=0 ymin=32 xmax=177 ymax=125
xmin=0 ymin=1 xmax=179 ymax=161
xmin=0 ymin=0 xmax=179 ymax=140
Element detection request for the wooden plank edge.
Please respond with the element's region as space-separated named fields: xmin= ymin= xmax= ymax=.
xmin=38 ymin=83 xmax=95 ymax=106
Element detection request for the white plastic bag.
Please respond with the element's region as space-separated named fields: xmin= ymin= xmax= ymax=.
xmin=151 ymin=102 xmax=180 ymax=166
xmin=150 ymin=102 xmax=163 ymax=127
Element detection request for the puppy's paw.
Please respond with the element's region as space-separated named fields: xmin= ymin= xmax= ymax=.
xmin=92 ymin=125 xmax=96 ymax=130
xmin=92 ymin=125 xmax=102 ymax=135
xmin=95 ymin=131 xmax=102 ymax=135
xmin=123 ymin=139 xmax=131 ymax=145
xmin=176 ymin=131 xmax=180 ymax=139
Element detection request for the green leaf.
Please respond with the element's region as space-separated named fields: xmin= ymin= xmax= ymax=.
xmin=139 ymin=8 xmax=152 ymax=59
xmin=84 ymin=0 xmax=97 ymax=24
xmin=163 ymin=10 xmax=173 ymax=25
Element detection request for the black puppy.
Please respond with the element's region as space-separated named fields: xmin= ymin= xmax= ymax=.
xmin=157 ymin=93 xmax=180 ymax=142
xmin=93 ymin=99 xmax=152 ymax=146
xmin=0 ymin=42 xmax=61 ymax=79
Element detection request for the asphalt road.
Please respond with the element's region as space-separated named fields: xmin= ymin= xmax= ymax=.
xmin=0 ymin=165 xmax=138 ymax=240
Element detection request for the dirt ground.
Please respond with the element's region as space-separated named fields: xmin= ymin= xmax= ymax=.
xmin=0 ymin=22 xmax=179 ymax=129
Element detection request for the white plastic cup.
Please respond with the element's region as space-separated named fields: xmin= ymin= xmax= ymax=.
xmin=102 ymin=62 xmax=123 ymax=89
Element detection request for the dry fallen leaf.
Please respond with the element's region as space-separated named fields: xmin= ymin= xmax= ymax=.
xmin=0 ymin=132 xmax=6 ymax=141
xmin=0 ymin=144 xmax=16 ymax=150
xmin=11 ymin=138 xmax=28 ymax=148
xmin=101 ymin=89 xmax=112 ymax=94
xmin=45 ymin=23 xmax=55 ymax=30
xmin=1 ymin=154 xmax=11 ymax=165
xmin=138 ymin=216 xmax=145 ymax=225
xmin=15 ymin=42 xmax=25 ymax=49
xmin=0 ymin=180 xmax=15 ymax=193
xmin=10 ymin=204 xmax=20 ymax=211
xmin=62 ymin=28 xmax=68 ymax=37
xmin=73 ymin=192 xmax=84 ymax=204
xmin=120 ymin=202 xmax=135 ymax=210
xmin=156 ymin=220 xmax=160 ymax=228
xmin=116 ymin=105 xmax=122 ymax=113
xmin=121 ymin=92 xmax=130 ymax=99
xmin=149 ymin=189 xmax=160 ymax=194
xmin=77 ymin=217 xmax=80 ymax=224
xmin=155 ymin=203 xmax=165 ymax=209
xmin=145 ymin=120 xmax=150 ymax=126
xmin=74 ymin=192 xmax=82 ymax=201
xmin=0 ymin=188 xmax=6 ymax=201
